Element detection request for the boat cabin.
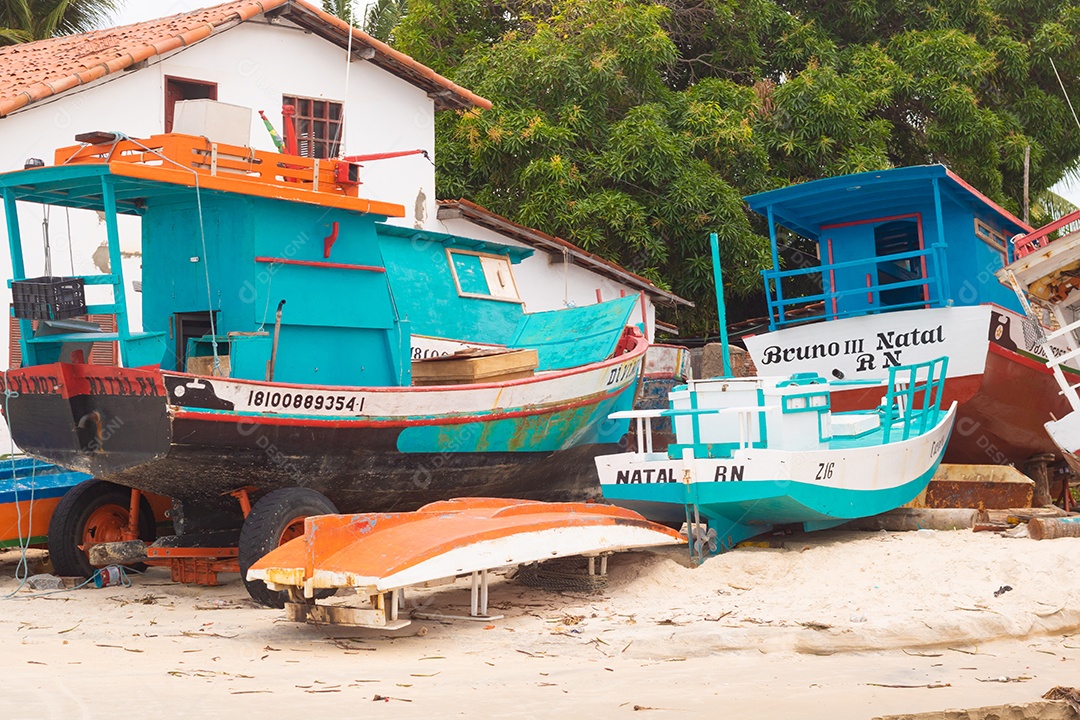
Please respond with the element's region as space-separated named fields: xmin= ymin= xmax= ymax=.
xmin=744 ymin=166 xmax=1032 ymax=329
xmin=1 ymin=134 xmax=637 ymax=387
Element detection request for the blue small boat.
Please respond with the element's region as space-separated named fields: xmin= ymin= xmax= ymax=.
xmin=0 ymin=457 xmax=90 ymax=549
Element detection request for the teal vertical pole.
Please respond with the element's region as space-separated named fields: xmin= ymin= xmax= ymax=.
xmin=931 ymin=177 xmax=951 ymax=304
xmin=3 ymin=188 xmax=35 ymax=365
xmin=100 ymin=177 xmax=131 ymax=364
xmin=710 ymin=232 xmax=732 ymax=377
xmin=766 ymin=205 xmax=783 ymax=330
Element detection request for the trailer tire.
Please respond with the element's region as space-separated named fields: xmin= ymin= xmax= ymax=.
xmin=239 ymin=488 xmax=338 ymax=608
xmin=47 ymin=479 xmax=156 ymax=579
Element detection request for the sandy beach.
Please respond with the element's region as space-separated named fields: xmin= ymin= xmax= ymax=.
xmin=2 ymin=527 xmax=1079 ymax=719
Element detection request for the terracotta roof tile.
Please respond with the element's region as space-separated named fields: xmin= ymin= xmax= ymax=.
xmin=0 ymin=0 xmax=488 ymax=118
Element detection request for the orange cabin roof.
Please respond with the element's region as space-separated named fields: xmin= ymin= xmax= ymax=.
xmin=41 ymin=132 xmax=405 ymax=217
xmin=0 ymin=0 xmax=490 ymax=119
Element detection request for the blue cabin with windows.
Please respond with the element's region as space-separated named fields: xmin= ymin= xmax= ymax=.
xmin=744 ymin=166 xmax=1032 ymax=329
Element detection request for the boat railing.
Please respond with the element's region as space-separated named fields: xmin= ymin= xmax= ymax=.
xmin=610 ymin=405 xmax=777 ymax=457
xmin=54 ymin=133 xmax=361 ymax=198
xmin=881 ymin=356 xmax=948 ymax=443
xmin=762 ymin=247 xmax=941 ymax=330
xmin=1012 ymin=209 xmax=1080 ymax=259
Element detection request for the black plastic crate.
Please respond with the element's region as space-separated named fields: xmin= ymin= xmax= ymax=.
xmin=12 ymin=276 xmax=87 ymax=320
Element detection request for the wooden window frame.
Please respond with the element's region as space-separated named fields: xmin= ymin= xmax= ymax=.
xmin=164 ymin=76 xmax=218 ymax=133
xmin=446 ymin=248 xmax=523 ymax=303
xmin=975 ymin=218 xmax=1008 ymax=259
xmin=283 ymin=95 xmax=344 ymax=159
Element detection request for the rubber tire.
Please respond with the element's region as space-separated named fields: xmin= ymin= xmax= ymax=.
xmin=47 ymin=479 xmax=157 ymax=578
xmin=239 ymin=488 xmax=338 ymax=608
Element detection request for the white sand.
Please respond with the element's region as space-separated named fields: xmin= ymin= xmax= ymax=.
xmin=1 ymin=528 xmax=1078 ymax=718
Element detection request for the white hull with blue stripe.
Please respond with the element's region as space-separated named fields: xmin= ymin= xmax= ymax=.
xmin=597 ymin=357 xmax=956 ymax=558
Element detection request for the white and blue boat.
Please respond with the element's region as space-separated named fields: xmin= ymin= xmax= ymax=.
xmin=596 ymin=234 xmax=957 ymax=559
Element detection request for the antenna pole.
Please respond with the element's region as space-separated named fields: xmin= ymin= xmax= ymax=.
xmin=1024 ymin=144 xmax=1031 ymax=226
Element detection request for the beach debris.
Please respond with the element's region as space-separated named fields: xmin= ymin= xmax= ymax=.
xmin=1003 ymin=523 xmax=1030 ymax=538
xmin=866 ymin=682 xmax=951 ymax=689
xmin=372 ymin=695 xmax=411 ymax=702
xmin=180 ymin=630 xmax=238 ymax=639
xmin=1043 ymin=686 xmax=1080 ymax=712
xmin=994 ymin=585 xmax=1013 ymax=597
xmin=26 ymin=574 xmax=64 ymax=591
xmin=799 ymin=621 xmax=833 ymax=631
xmin=901 ymin=649 xmax=943 ymax=657
xmin=976 ymin=676 xmax=1032 ymax=683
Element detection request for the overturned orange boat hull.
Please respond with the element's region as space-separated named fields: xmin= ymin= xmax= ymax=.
xmin=248 ymin=497 xmax=684 ymax=597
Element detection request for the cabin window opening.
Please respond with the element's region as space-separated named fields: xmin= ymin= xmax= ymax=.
xmin=173 ymin=311 xmax=221 ymax=373
xmin=874 ymin=219 xmax=925 ymax=308
xmin=975 ymin=219 xmax=1008 ymax=262
xmin=283 ymin=95 xmax=343 ymax=159
xmin=165 ymin=77 xmax=218 ymax=133
xmin=447 ymin=249 xmax=522 ymax=302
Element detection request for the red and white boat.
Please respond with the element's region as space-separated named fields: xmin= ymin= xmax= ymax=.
xmin=739 ymin=165 xmax=1071 ymax=466
xmin=997 ymin=210 xmax=1080 ymax=475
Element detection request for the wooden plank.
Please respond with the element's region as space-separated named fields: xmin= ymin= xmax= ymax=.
xmin=285 ymin=602 xmax=411 ymax=629
xmin=412 ymin=348 xmax=538 ymax=385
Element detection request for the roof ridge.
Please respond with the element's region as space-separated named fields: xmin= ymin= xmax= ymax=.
xmin=0 ymin=0 xmax=488 ymax=118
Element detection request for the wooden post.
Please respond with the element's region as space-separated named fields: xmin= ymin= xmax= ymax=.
xmin=1023 ymin=145 xmax=1030 ymax=226
xmin=1024 ymin=453 xmax=1055 ymax=508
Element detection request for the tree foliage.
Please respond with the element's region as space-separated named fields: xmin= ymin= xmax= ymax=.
xmin=393 ymin=0 xmax=1080 ymax=333
xmin=1 ymin=0 xmax=122 ymax=46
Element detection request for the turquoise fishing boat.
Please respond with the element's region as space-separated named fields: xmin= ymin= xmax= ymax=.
xmin=0 ymin=133 xmax=647 ymax=601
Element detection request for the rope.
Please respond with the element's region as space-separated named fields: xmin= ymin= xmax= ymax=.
xmin=9 ymin=565 xmax=132 ymax=600
xmin=1050 ymin=57 xmax=1080 ymax=132
xmin=41 ymin=204 xmax=52 ymax=277
xmin=114 ymin=134 xmax=220 ymax=374
xmin=1 ymin=369 xmax=36 ymax=600
xmin=515 ymin=557 xmax=608 ymax=594
xmin=64 ymin=206 xmax=74 ymax=276
xmin=339 ymin=0 xmax=355 ymax=157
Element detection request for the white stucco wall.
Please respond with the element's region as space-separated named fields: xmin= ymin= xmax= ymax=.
xmin=0 ymin=17 xmax=438 ymax=346
xmin=435 ymin=215 xmax=658 ymax=342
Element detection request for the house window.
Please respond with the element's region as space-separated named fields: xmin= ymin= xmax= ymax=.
xmin=165 ymin=76 xmax=217 ymax=132
xmin=975 ymin=218 xmax=1008 ymax=260
xmin=283 ymin=95 xmax=343 ymax=159
xmin=447 ymin=249 xmax=521 ymax=302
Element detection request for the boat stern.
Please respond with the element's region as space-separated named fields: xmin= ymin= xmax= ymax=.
xmin=0 ymin=363 xmax=171 ymax=475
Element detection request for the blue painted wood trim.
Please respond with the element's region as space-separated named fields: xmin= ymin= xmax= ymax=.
xmin=931 ymin=177 xmax=951 ymax=303
xmin=99 ymin=177 xmax=133 ymax=364
xmin=766 ymin=205 xmax=781 ymax=330
xmin=3 ymin=189 xmax=35 ymax=366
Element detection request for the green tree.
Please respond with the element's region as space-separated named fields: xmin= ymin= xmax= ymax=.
xmin=1 ymin=0 xmax=122 ymax=46
xmin=394 ymin=0 xmax=1080 ymax=334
